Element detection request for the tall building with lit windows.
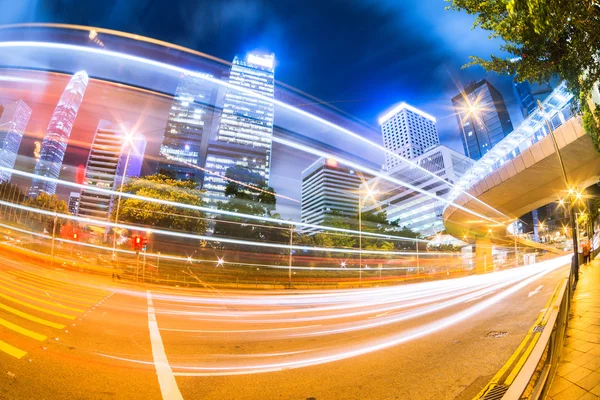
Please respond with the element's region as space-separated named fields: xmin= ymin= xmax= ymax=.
xmin=451 ymin=79 xmax=513 ymax=161
xmin=77 ymin=120 xmax=146 ymax=221
xmin=379 ymin=102 xmax=439 ymax=170
xmin=203 ymin=53 xmax=275 ymax=204
xmin=29 ymin=70 xmax=89 ymax=197
xmin=301 ymin=157 xmax=373 ymax=234
xmin=157 ymin=72 xmax=216 ymax=182
xmin=0 ymin=100 xmax=32 ymax=183
xmin=362 ymin=145 xmax=473 ymax=237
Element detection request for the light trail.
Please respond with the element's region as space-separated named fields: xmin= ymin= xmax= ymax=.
xmin=0 ymin=199 xmax=459 ymax=257
xmin=0 ymin=40 xmax=508 ymax=224
xmin=0 ymin=165 xmax=430 ymax=243
xmin=87 ymin=256 xmax=569 ymax=376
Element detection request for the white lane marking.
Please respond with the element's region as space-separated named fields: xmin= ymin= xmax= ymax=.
xmin=528 ymin=285 xmax=544 ymax=298
xmin=147 ymin=290 xmax=184 ymax=400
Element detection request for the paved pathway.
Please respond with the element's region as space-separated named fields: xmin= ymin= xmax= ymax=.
xmin=548 ymin=260 xmax=600 ymax=400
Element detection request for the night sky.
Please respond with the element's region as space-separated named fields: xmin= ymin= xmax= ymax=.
xmin=0 ymin=0 xmax=522 ymax=152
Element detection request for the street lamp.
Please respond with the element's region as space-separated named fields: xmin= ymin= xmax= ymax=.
xmin=358 ymin=186 xmax=379 ymax=286
xmin=112 ymin=131 xmax=135 ymax=260
xmin=537 ymin=99 xmax=579 ymax=280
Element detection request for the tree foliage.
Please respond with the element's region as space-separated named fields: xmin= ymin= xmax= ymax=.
xmin=447 ymin=0 xmax=600 ymax=96
xmin=111 ymin=174 xmax=207 ymax=234
xmin=213 ymin=167 xmax=284 ymax=244
xmin=25 ymin=192 xmax=69 ymax=233
xmin=298 ymin=210 xmax=420 ymax=251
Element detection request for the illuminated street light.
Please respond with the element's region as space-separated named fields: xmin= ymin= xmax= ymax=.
xmin=216 ymin=257 xmax=225 ymax=267
xmin=340 ymin=260 xmax=347 ymax=268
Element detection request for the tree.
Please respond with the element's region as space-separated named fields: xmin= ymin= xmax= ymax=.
xmin=213 ymin=167 xmax=284 ymax=245
xmin=110 ymin=174 xmax=207 ymax=234
xmin=447 ymin=0 xmax=600 ymax=97
xmin=25 ymin=193 xmax=68 ymax=233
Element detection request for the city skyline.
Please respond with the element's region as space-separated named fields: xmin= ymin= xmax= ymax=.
xmin=29 ymin=70 xmax=89 ymax=197
xmin=0 ymin=65 xmax=536 ymax=225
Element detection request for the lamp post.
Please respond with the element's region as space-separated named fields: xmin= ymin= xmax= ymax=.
xmin=358 ymin=187 xmax=378 ymax=286
xmin=537 ymin=99 xmax=579 ymax=280
xmin=288 ymin=223 xmax=293 ymax=289
xmin=112 ymin=132 xmax=134 ymax=260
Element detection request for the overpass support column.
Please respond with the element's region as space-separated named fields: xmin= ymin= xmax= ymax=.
xmin=474 ymin=237 xmax=493 ymax=274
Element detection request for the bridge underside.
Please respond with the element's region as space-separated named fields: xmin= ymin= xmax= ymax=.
xmin=444 ymin=117 xmax=600 ymax=248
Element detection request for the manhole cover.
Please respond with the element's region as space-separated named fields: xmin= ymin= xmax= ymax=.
xmin=486 ymin=331 xmax=508 ymax=338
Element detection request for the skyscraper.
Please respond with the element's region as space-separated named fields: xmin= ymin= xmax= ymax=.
xmin=378 ymin=103 xmax=439 ymax=170
xmin=513 ymin=80 xmax=553 ymax=118
xmin=157 ymin=72 xmax=216 ymax=181
xmin=77 ymin=120 xmax=146 ymax=221
xmin=0 ymin=100 xmax=32 ymax=183
xmin=29 ymin=70 xmax=89 ymax=197
xmin=452 ymin=79 xmax=513 ymax=161
xmin=203 ymin=53 xmax=275 ymax=204
xmin=362 ymin=146 xmax=474 ymax=237
xmin=301 ymin=157 xmax=373 ymax=233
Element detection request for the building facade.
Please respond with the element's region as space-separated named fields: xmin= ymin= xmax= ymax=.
xmin=378 ymin=102 xmax=439 ymax=170
xmin=157 ymin=72 xmax=216 ymax=182
xmin=77 ymin=120 xmax=146 ymax=221
xmin=29 ymin=71 xmax=89 ymax=197
xmin=451 ymin=79 xmax=514 ymax=161
xmin=513 ymin=80 xmax=553 ymax=118
xmin=203 ymin=53 xmax=275 ymax=204
xmin=301 ymin=157 xmax=372 ymax=233
xmin=0 ymin=100 xmax=32 ymax=183
xmin=362 ymin=146 xmax=474 ymax=237
xmin=68 ymin=191 xmax=80 ymax=215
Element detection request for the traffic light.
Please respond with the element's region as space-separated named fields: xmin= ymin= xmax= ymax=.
xmin=132 ymin=235 xmax=146 ymax=254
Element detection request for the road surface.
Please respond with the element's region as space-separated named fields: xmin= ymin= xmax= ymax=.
xmin=0 ymin=249 xmax=570 ymax=400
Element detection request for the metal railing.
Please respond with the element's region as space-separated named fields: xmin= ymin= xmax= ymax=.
xmin=498 ymin=263 xmax=575 ymax=399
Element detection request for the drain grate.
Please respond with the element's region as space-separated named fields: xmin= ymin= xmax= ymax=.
xmin=533 ymin=325 xmax=544 ymax=333
xmin=483 ymin=384 xmax=508 ymax=400
xmin=486 ymin=331 xmax=508 ymax=338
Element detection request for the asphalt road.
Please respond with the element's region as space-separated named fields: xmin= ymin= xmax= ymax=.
xmin=0 ymin=250 xmax=571 ymax=400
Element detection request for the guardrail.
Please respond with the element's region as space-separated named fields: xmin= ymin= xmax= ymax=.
xmin=500 ymin=273 xmax=572 ymax=399
xmin=472 ymin=260 xmax=575 ymax=400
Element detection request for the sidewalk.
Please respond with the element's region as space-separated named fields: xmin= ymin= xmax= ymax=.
xmin=548 ymin=259 xmax=600 ymax=400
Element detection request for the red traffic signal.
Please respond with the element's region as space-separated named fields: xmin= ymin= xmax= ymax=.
xmin=132 ymin=235 xmax=147 ymax=253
